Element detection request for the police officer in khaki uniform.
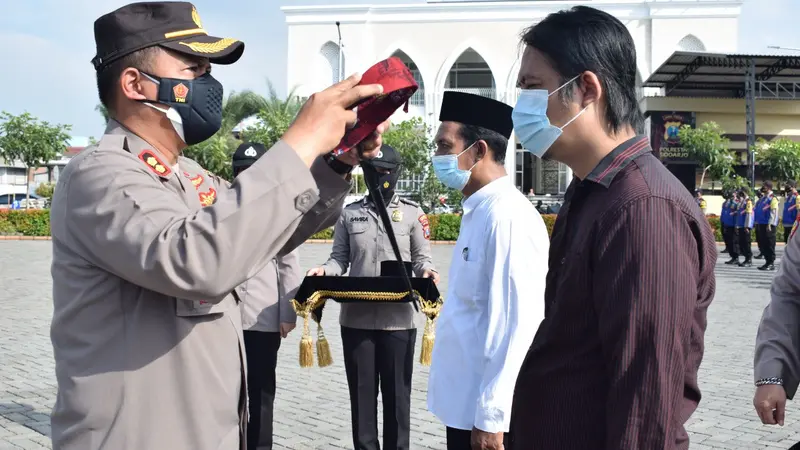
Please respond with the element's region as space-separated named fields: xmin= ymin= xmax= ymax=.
xmin=233 ymin=142 xmax=302 ymax=450
xmin=50 ymin=3 xmax=388 ymax=449
xmin=308 ymin=144 xmax=438 ymax=450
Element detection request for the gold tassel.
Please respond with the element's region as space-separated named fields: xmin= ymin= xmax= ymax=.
xmin=299 ymin=312 xmax=314 ymax=368
xmin=419 ymin=319 xmax=436 ymax=366
xmin=316 ymin=323 xmax=333 ymax=367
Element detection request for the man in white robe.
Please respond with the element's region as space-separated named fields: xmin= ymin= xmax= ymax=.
xmin=427 ymin=92 xmax=549 ymax=450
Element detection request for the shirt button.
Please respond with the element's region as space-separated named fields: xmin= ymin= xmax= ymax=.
xmin=561 ymin=257 xmax=566 ymax=265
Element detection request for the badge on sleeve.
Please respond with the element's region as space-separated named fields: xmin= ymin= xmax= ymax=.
xmin=138 ymin=150 xmax=172 ymax=178
xmin=418 ymin=214 xmax=431 ymax=240
xmin=392 ymin=209 xmax=403 ymax=222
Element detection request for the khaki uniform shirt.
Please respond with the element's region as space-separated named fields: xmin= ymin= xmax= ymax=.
xmin=240 ymin=249 xmax=302 ymax=333
xmin=320 ymin=196 xmax=435 ymax=330
xmin=49 ymin=120 xmax=349 ymax=450
xmin=755 ymin=220 xmax=800 ymax=399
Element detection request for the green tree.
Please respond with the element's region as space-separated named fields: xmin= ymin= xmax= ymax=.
xmin=382 ymin=117 xmax=434 ymax=179
xmin=0 ymin=112 xmax=71 ymax=207
xmin=241 ymin=84 xmax=302 ymax=149
xmin=96 ymin=104 xmax=110 ymax=124
xmin=35 ymin=182 xmax=56 ymax=199
xmin=722 ymin=174 xmax=749 ymax=196
xmin=756 ymin=137 xmax=800 ymax=183
xmin=678 ymin=121 xmax=733 ymax=189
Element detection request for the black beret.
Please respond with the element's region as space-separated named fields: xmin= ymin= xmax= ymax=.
xmin=438 ymin=91 xmax=514 ymax=139
xmin=232 ymin=142 xmax=267 ymax=168
xmin=92 ymin=2 xmax=244 ymax=71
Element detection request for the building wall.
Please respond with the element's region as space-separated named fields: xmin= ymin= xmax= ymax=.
xmin=285 ymin=1 xmax=743 ymax=194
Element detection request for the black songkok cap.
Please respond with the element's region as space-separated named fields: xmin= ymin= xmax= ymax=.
xmin=232 ymin=142 xmax=267 ymax=169
xmin=438 ymin=91 xmax=514 ymax=139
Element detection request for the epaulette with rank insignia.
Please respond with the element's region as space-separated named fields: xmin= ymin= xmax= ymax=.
xmin=138 ymin=150 xmax=171 ymax=178
xmin=398 ymin=197 xmax=419 ymax=208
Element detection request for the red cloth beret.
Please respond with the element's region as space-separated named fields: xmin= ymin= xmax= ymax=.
xmin=332 ymin=57 xmax=419 ymax=155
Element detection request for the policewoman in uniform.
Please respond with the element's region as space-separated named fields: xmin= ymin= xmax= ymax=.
xmin=233 ymin=142 xmax=302 ymax=450
xmin=736 ymin=189 xmax=755 ymax=267
xmin=783 ymin=181 xmax=798 ymax=244
xmin=49 ymin=3 xmax=387 ymax=449
xmin=755 ymin=181 xmax=780 ymax=271
xmin=308 ymin=144 xmax=439 ymax=450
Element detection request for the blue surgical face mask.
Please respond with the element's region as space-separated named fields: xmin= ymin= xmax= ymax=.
xmin=431 ymin=142 xmax=478 ymax=191
xmin=512 ymin=74 xmax=587 ymax=158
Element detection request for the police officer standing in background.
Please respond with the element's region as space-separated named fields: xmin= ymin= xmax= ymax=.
xmin=724 ymin=191 xmax=741 ymax=265
xmin=736 ymin=188 xmax=755 ymax=267
xmin=696 ymin=189 xmax=707 ymax=215
xmin=783 ymin=181 xmax=798 ymax=244
xmin=721 ymin=190 xmax=734 ymax=255
xmin=49 ymin=3 xmax=388 ymax=449
xmin=308 ymin=144 xmax=438 ymax=450
xmin=233 ymin=142 xmax=302 ymax=450
xmin=755 ymin=181 xmax=780 ymax=271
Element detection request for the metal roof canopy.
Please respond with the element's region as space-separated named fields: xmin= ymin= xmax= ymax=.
xmin=643 ymin=51 xmax=800 ymax=186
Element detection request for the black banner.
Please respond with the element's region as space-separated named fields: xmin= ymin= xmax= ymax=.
xmin=649 ymin=111 xmax=696 ymax=161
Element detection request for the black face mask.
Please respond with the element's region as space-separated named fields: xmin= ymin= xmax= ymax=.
xmin=363 ymin=164 xmax=401 ymax=205
xmin=141 ymin=72 xmax=223 ymax=145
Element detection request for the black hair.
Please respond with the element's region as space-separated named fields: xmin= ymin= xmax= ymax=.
xmin=96 ymin=46 xmax=161 ymax=116
xmin=520 ymin=6 xmax=644 ymax=134
xmin=763 ymin=180 xmax=773 ymax=190
xmin=458 ymin=124 xmax=508 ymax=164
xmin=787 ymin=180 xmax=797 ymax=189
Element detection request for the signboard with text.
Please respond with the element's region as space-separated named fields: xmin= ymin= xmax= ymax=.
xmin=649 ymin=111 xmax=696 ymax=162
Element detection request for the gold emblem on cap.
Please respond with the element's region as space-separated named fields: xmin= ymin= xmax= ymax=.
xmin=392 ymin=209 xmax=403 ymax=222
xmin=179 ymin=38 xmax=237 ymax=54
xmin=192 ymin=6 xmax=203 ymax=28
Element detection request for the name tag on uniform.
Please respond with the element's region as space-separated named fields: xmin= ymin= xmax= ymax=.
xmin=350 ymin=217 xmax=368 ymax=222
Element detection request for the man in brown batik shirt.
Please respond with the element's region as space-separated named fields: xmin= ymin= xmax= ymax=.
xmin=508 ymin=6 xmax=718 ymax=450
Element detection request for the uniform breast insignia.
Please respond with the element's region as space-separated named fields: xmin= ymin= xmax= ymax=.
xmin=418 ymin=214 xmax=431 ymax=240
xmin=391 ymin=209 xmax=403 ymax=222
xmin=198 ymin=187 xmax=217 ymax=207
xmin=138 ymin=150 xmax=172 ymax=178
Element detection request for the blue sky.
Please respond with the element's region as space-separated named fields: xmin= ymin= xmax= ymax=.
xmin=0 ymin=0 xmax=795 ymax=140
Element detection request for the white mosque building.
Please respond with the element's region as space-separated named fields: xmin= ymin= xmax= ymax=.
xmin=283 ymin=0 xmax=743 ymax=196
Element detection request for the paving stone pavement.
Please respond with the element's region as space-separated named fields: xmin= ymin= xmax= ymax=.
xmin=0 ymin=241 xmax=798 ymax=449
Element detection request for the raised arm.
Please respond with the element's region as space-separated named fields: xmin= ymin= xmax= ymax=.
xmin=57 ymin=142 xmax=343 ymax=303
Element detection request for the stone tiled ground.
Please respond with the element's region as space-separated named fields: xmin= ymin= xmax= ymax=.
xmin=0 ymin=241 xmax=798 ymax=449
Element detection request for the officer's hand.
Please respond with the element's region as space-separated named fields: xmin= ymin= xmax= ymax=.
xmin=283 ymin=73 xmax=384 ymax=167
xmin=307 ymin=267 xmax=325 ymax=276
xmin=422 ymin=269 xmax=440 ymax=285
xmin=335 ymin=121 xmax=391 ymax=166
xmin=754 ymin=384 xmax=787 ymax=425
xmin=279 ymin=322 xmax=296 ymax=338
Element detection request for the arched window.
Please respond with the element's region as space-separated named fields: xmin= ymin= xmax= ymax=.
xmin=319 ymin=41 xmax=344 ymax=85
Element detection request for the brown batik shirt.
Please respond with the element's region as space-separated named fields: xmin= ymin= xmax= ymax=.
xmin=509 ymin=136 xmax=717 ymax=450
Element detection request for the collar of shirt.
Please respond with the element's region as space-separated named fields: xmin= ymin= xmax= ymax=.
xmin=462 ymin=176 xmax=511 ymax=215
xmin=583 ymin=135 xmax=652 ymax=188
